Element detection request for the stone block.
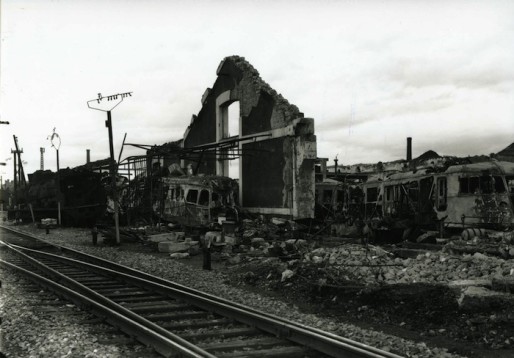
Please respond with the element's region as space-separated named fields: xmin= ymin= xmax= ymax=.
xmin=170 ymin=252 xmax=190 ymax=259
xmin=457 ymin=286 xmax=514 ymax=311
xmin=271 ymin=217 xmax=287 ymax=226
xmin=251 ymin=237 xmax=266 ymax=248
xmin=41 ymin=218 xmax=57 ymax=226
xmin=448 ymin=279 xmax=492 ymax=295
xmin=224 ymin=235 xmax=237 ymax=245
xmin=148 ymin=231 xmax=185 ymax=243
xmin=205 ymin=231 xmax=223 ymax=243
xmin=158 ymin=241 xmax=189 ymax=253
xmin=448 ymin=279 xmax=492 ymax=289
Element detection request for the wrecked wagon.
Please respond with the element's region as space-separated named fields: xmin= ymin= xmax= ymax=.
xmin=361 ymin=161 xmax=514 ymax=237
xmin=153 ymin=175 xmax=238 ymax=228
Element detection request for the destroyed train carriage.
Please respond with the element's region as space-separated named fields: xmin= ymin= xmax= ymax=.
xmin=314 ymin=178 xmax=363 ymax=223
xmin=24 ymin=169 xmax=108 ymax=226
xmin=152 ymin=175 xmax=239 ymax=228
xmin=361 ymin=161 xmax=514 ymax=238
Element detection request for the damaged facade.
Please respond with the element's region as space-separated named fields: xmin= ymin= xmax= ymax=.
xmin=181 ymin=56 xmax=317 ymax=219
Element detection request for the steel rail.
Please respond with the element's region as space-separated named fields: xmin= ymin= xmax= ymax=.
xmin=2 ymin=225 xmax=404 ymax=357
xmin=0 ymin=226 xmax=404 ymax=358
xmin=0 ymin=259 xmax=209 ymax=358
xmin=0 ymin=240 xmax=217 ymax=358
xmin=12 ymin=246 xmax=383 ymax=357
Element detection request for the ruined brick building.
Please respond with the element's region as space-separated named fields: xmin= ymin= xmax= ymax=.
xmin=181 ymin=56 xmax=317 ymax=219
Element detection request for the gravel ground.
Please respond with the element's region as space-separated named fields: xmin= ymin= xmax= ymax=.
xmin=0 ymin=224 xmax=466 ymax=358
xmin=0 ymin=268 xmax=160 ymax=357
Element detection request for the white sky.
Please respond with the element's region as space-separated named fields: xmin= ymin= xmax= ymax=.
xmin=1 ymin=0 xmax=514 ymax=181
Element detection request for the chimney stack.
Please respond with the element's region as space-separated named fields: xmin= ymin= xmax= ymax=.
xmin=407 ymin=137 xmax=412 ymax=161
xmin=40 ymin=147 xmax=45 ymax=170
xmin=86 ymin=149 xmax=90 ymax=164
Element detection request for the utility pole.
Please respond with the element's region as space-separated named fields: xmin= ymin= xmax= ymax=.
xmin=48 ymin=128 xmax=62 ymax=225
xmin=11 ymin=136 xmax=26 ymax=208
xmin=87 ymin=91 xmax=132 ymax=245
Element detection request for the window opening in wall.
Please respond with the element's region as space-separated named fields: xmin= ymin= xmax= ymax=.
xmin=227 ymin=101 xmax=239 ymax=138
xmin=227 ymin=101 xmax=240 ymax=180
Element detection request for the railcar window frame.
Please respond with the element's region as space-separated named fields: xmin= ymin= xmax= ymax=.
xmin=186 ymin=189 xmax=199 ymax=204
xmin=198 ymin=189 xmax=210 ymax=206
xmin=366 ymin=186 xmax=379 ymax=203
xmin=436 ymin=176 xmax=447 ymax=211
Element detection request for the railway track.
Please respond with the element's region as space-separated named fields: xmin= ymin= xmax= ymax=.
xmin=0 ymin=225 xmax=404 ymax=357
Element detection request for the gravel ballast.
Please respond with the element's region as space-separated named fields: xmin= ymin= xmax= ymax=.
xmin=0 ymin=224 xmax=469 ymax=358
xmin=0 ymin=269 xmax=160 ymax=357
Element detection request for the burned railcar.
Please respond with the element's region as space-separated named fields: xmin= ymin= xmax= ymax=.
xmin=153 ymin=175 xmax=238 ymax=228
xmin=315 ymin=178 xmax=363 ymax=222
xmin=361 ymin=161 xmax=514 ymax=237
xmin=24 ymin=169 xmax=108 ymax=226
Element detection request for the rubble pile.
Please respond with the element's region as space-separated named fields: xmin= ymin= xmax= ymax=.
xmin=260 ymin=243 xmax=514 ymax=287
xmin=445 ymin=230 xmax=514 ymax=258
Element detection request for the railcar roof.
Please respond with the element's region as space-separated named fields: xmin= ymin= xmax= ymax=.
xmin=444 ymin=161 xmax=514 ymax=175
xmin=364 ymin=161 xmax=514 ymax=185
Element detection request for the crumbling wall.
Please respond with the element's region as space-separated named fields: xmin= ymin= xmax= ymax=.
xmin=183 ymin=55 xmax=316 ymax=219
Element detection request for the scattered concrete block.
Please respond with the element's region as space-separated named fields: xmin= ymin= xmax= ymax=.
xmin=251 ymin=237 xmax=266 ymax=248
xmin=205 ymin=231 xmax=223 ymax=243
xmin=492 ymin=276 xmax=514 ymax=293
xmin=169 ymin=252 xmax=189 ymax=259
xmin=227 ymin=254 xmax=242 ymax=265
xmin=224 ymin=235 xmax=238 ymax=245
xmin=284 ymin=239 xmax=307 ymax=251
xmin=416 ymin=232 xmax=437 ymax=244
xmin=148 ymin=233 xmax=175 ymax=243
xmin=41 ymin=218 xmax=57 ymax=226
xmin=281 ymin=269 xmax=294 ymax=282
xmin=148 ymin=232 xmax=185 ymax=243
xmin=448 ymin=279 xmax=492 ymax=289
xmin=158 ymin=241 xmax=189 ymax=253
xmin=457 ymin=286 xmax=514 ymax=310
xmin=448 ymin=279 xmax=492 ymax=296
xmin=271 ymin=217 xmax=287 ymax=226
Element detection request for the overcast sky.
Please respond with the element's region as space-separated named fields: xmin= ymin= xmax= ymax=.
xmin=1 ymin=0 xmax=513 ymax=181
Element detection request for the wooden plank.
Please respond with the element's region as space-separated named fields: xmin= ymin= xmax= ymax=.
xmin=101 ymin=290 xmax=151 ymax=298
xmin=146 ymin=311 xmax=208 ymax=321
xmin=94 ymin=287 xmax=144 ymax=294
xmin=111 ymin=295 xmax=164 ymax=303
xmin=200 ymin=337 xmax=285 ymax=351
xmin=129 ymin=303 xmax=192 ymax=314
xmin=215 ymin=346 xmax=310 ymax=358
xmin=159 ymin=318 xmax=233 ymax=330
xmin=181 ymin=327 xmax=260 ymax=341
